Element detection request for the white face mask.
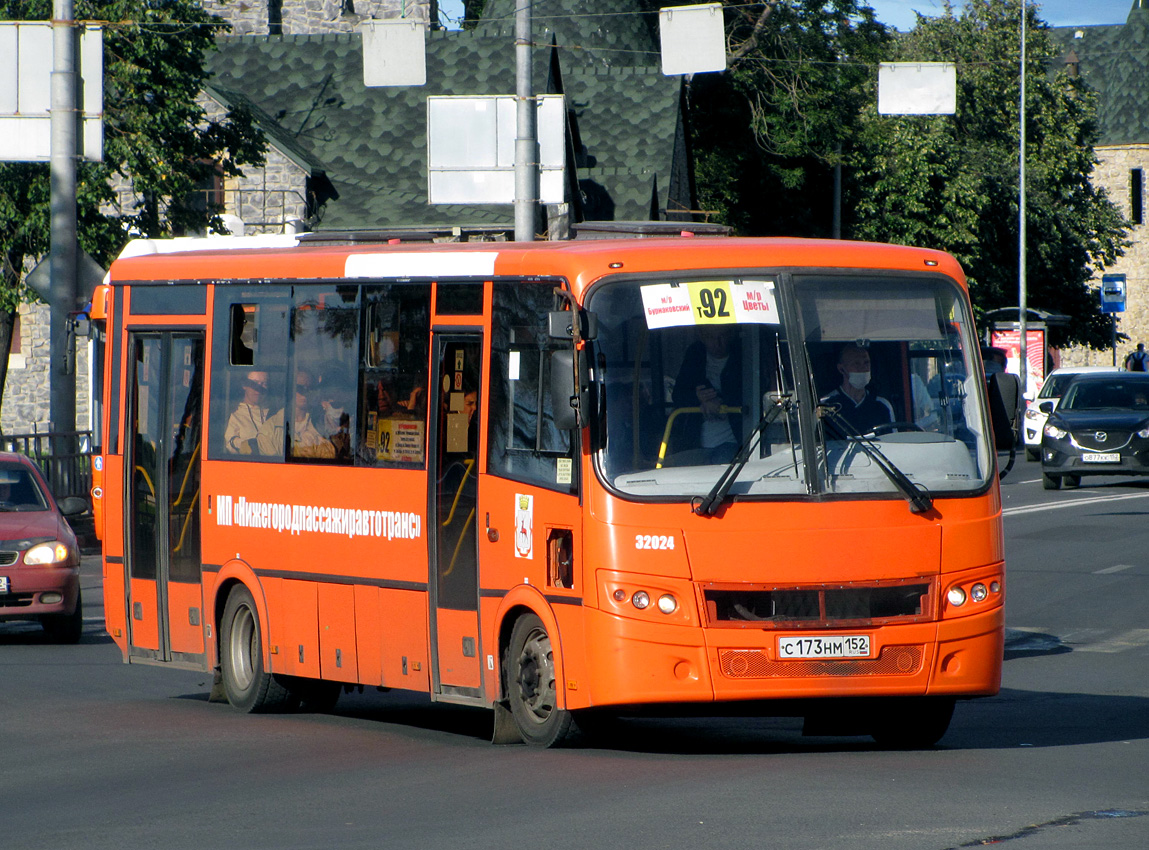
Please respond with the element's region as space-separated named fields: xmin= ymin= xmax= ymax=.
xmin=847 ymin=371 xmax=870 ymax=390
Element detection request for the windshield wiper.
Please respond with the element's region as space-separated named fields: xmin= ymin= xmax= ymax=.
xmin=818 ymin=405 xmax=934 ymax=514
xmin=693 ymin=393 xmax=792 ymax=516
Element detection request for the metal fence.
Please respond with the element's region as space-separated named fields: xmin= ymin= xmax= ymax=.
xmin=1 ymin=430 xmax=93 ymax=504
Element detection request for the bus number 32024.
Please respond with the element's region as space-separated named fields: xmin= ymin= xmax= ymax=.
xmin=635 ymin=534 xmax=675 ymax=550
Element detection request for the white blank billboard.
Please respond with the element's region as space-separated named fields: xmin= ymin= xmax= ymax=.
xmin=878 ymin=62 xmax=956 ymax=116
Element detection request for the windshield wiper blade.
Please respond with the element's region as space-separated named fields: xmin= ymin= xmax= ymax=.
xmin=818 ymin=405 xmax=934 ymax=514
xmin=693 ymin=393 xmax=792 ymax=517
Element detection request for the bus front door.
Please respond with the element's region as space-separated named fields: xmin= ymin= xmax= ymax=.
xmin=430 ymin=336 xmax=483 ymax=698
xmin=125 ymin=332 xmax=206 ymax=665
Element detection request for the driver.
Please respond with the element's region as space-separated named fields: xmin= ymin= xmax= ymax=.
xmin=821 ymin=343 xmax=895 ymax=434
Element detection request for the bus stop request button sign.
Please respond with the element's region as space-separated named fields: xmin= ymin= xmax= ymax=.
xmin=778 ymin=635 xmax=871 ymax=659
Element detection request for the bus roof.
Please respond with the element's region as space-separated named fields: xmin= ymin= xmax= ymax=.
xmin=107 ymin=235 xmax=967 ymax=299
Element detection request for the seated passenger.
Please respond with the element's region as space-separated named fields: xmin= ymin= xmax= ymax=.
xmin=821 ymin=343 xmax=895 ymax=435
xmin=671 ymin=325 xmax=743 ymax=462
xmin=258 ymin=371 xmax=335 ymax=459
xmin=224 ymin=371 xmax=272 ymax=455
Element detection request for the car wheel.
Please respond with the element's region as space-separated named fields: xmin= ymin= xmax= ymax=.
xmin=1042 ymin=472 xmax=1062 ymax=490
xmin=1025 ymin=447 xmax=1040 ymax=462
xmin=41 ymin=585 xmax=83 ymax=644
xmin=1064 ymin=474 xmax=1081 ymax=488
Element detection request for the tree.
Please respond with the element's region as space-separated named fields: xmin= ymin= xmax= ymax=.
xmin=0 ymin=0 xmax=266 ymax=420
xmin=847 ymin=0 xmax=1128 ymax=348
xmin=685 ymin=1 xmax=891 ymax=236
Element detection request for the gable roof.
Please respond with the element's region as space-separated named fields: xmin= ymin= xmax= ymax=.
xmin=1049 ymin=2 xmax=1149 ymax=146
xmin=206 ymin=24 xmax=687 ymax=231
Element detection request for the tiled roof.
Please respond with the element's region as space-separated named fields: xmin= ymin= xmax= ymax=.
xmin=1049 ymin=3 xmax=1149 ymax=146
xmin=206 ymin=25 xmax=685 ymax=230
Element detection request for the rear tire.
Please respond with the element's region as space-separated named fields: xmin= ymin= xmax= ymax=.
xmin=506 ymin=613 xmax=574 ymax=747
xmin=1042 ymin=472 xmax=1062 ymax=490
xmin=870 ymin=697 xmax=955 ymax=749
xmin=220 ymin=585 xmax=293 ymax=713
xmin=41 ymin=585 xmax=83 ymax=644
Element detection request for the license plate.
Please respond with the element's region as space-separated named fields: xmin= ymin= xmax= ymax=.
xmin=1082 ymin=452 xmax=1120 ymax=463
xmin=778 ymin=635 xmax=870 ymax=659
xmin=0 ymin=576 xmax=8 ymax=593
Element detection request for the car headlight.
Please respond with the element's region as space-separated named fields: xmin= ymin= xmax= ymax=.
xmin=24 ymin=541 xmax=71 ymax=565
xmin=1024 ymin=407 xmax=1042 ymax=421
xmin=1044 ymin=423 xmax=1067 ymax=439
xmin=1138 ymin=427 xmax=1149 ymax=439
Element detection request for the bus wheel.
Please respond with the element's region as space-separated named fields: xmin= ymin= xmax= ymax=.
xmin=870 ymin=697 xmax=955 ymax=749
xmin=220 ymin=585 xmax=293 ymax=713
xmin=506 ymin=613 xmax=574 ymax=747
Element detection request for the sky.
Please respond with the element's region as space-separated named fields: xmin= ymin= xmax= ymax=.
xmin=437 ymin=1 xmax=1138 ymax=31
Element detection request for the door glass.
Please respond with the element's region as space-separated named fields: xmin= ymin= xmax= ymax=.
xmin=168 ymin=337 xmax=204 ymax=582
xmin=435 ymin=340 xmax=481 ymax=611
xmin=130 ymin=337 xmax=163 ymax=580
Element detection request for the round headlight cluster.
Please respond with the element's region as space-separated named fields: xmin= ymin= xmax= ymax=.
xmin=613 ymin=587 xmax=679 ymax=615
xmin=1044 ymin=423 xmax=1067 ymax=440
xmin=947 ymin=580 xmax=1001 ymax=608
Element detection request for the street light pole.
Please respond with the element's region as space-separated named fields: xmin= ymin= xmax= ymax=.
xmin=50 ymin=0 xmax=79 ymax=434
xmin=513 ymin=0 xmax=538 ymax=242
xmin=1018 ymin=1 xmax=1028 ymax=397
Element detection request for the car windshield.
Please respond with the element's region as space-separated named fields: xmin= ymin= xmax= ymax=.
xmin=1061 ymin=380 xmax=1149 ymax=411
xmin=0 ymin=463 xmax=49 ymax=511
xmin=590 ymin=272 xmax=992 ymax=502
xmin=1040 ymin=373 xmax=1084 ymax=399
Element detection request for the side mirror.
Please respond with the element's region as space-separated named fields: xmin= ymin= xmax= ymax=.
xmin=550 ymin=349 xmax=590 ymax=430
xmin=57 ymin=496 xmax=88 ymax=517
xmin=1039 ymin=401 xmax=1054 ymax=414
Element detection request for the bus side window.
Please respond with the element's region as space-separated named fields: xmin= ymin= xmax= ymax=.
xmin=288 ymin=287 xmax=359 ymax=464
xmin=208 ymin=290 xmax=291 ymax=461
xmin=488 ymin=282 xmax=574 ymax=493
xmin=360 ymin=284 xmax=431 ymax=468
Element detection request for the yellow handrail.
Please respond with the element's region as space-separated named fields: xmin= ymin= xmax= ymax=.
xmin=440 ymin=458 xmax=476 ymax=527
xmin=656 ymin=405 xmax=742 ymax=469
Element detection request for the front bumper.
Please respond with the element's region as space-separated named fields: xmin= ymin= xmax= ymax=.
xmin=0 ymin=564 xmax=81 ymax=620
xmin=578 ymin=596 xmax=1004 ymax=710
xmin=1042 ymin=444 xmax=1149 ymax=476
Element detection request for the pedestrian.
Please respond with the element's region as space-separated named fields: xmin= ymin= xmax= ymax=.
xmin=1125 ymin=342 xmax=1149 ymax=372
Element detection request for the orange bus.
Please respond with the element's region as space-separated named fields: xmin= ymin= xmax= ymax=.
xmin=91 ymin=234 xmax=1004 ymax=747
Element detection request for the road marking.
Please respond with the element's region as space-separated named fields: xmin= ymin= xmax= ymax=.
xmin=1093 ymin=564 xmax=1135 ymax=574
xmin=1075 ymin=629 xmax=1149 ymax=654
xmin=1003 ymin=491 xmax=1149 ymax=517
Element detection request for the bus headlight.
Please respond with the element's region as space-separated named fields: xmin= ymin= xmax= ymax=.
xmin=631 ymin=591 xmax=650 ymax=610
xmin=657 ymin=594 xmax=677 ymax=614
xmin=970 ymin=583 xmax=988 ymax=603
xmin=947 ymin=587 xmax=967 ymax=607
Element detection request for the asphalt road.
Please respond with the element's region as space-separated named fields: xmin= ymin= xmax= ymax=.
xmin=2 ymin=458 xmax=1147 ymax=849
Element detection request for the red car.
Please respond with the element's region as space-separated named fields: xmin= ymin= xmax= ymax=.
xmin=0 ymin=452 xmax=86 ymax=642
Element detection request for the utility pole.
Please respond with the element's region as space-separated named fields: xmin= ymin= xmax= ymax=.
xmin=1017 ymin=2 xmax=1028 ymax=397
xmin=50 ymin=0 xmax=79 ymax=434
xmin=513 ymin=0 xmax=538 ymax=242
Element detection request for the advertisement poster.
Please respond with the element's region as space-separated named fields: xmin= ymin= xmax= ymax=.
xmin=991 ymin=328 xmax=1046 ymax=393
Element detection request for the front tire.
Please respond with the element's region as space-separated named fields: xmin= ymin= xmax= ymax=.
xmin=1042 ymin=471 xmax=1062 ymax=490
xmin=220 ymin=585 xmax=293 ymax=713
xmin=41 ymin=585 xmax=83 ymax=644
xmin=506 ymin=613 xmax=574 ymax=747
xmin=1064 ymin=474 xmax=1081 ymax=488
xmin=1025 ymin=447 xmax=1040 ymax=462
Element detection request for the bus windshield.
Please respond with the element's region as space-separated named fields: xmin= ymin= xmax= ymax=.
xmin=591 ymin=272 xmax=992 ymax=502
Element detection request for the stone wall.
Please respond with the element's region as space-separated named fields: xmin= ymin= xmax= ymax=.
xmin=2 ymin=302 xmax=92 ymax=435
xmin=203 ymin=0 xmax=431 ymax=36
xmin=1059 ymin=143 xmax=1149 ymax=368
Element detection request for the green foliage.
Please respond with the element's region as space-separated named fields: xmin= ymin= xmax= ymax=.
xmin=847 ymin=0 xmax=1128 ymax=348
xmin=690 ymin=1 xmax=891 ymax=236
xmin=0 ymin=0 xmax=266 ymax=291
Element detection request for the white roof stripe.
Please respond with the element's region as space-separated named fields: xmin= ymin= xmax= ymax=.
xmin=344 ymin=252 xmax=500 ymax=279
